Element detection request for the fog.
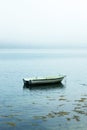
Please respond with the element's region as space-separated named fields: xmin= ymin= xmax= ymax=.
xmin=0 ymin=0 xmax=87 ymax=48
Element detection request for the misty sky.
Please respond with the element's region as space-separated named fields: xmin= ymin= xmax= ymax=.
xmin=0 ymin=0 xmax=87 ymax=48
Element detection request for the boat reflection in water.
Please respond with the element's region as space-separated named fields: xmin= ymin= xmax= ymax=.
xmin=23 ymin=82 xmax=65 ymax=90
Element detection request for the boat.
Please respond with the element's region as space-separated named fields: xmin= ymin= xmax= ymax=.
xmin=23 ymin=75 xmax=65 ymax=87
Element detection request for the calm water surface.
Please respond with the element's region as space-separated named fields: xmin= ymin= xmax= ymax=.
xmin=0 ymin=49 xmax=87 ymax=130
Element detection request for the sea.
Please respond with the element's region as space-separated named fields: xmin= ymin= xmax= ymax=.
xmin=0 ymin=48 xmax=87 ymax=130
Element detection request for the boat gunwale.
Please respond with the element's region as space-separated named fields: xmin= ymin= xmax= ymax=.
xmin=23 ymin=75 xmax=65 ymax=82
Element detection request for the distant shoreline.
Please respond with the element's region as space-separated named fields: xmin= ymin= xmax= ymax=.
xmin=0 ymin=46 xmax=87 ymax=50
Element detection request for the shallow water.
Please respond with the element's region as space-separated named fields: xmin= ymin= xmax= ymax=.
xmin=0 ymin=49 xmax=87 ymax=130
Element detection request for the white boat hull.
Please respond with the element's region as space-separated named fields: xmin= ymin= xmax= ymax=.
xmin=23 ymin=76 xmax=65 ymax=86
